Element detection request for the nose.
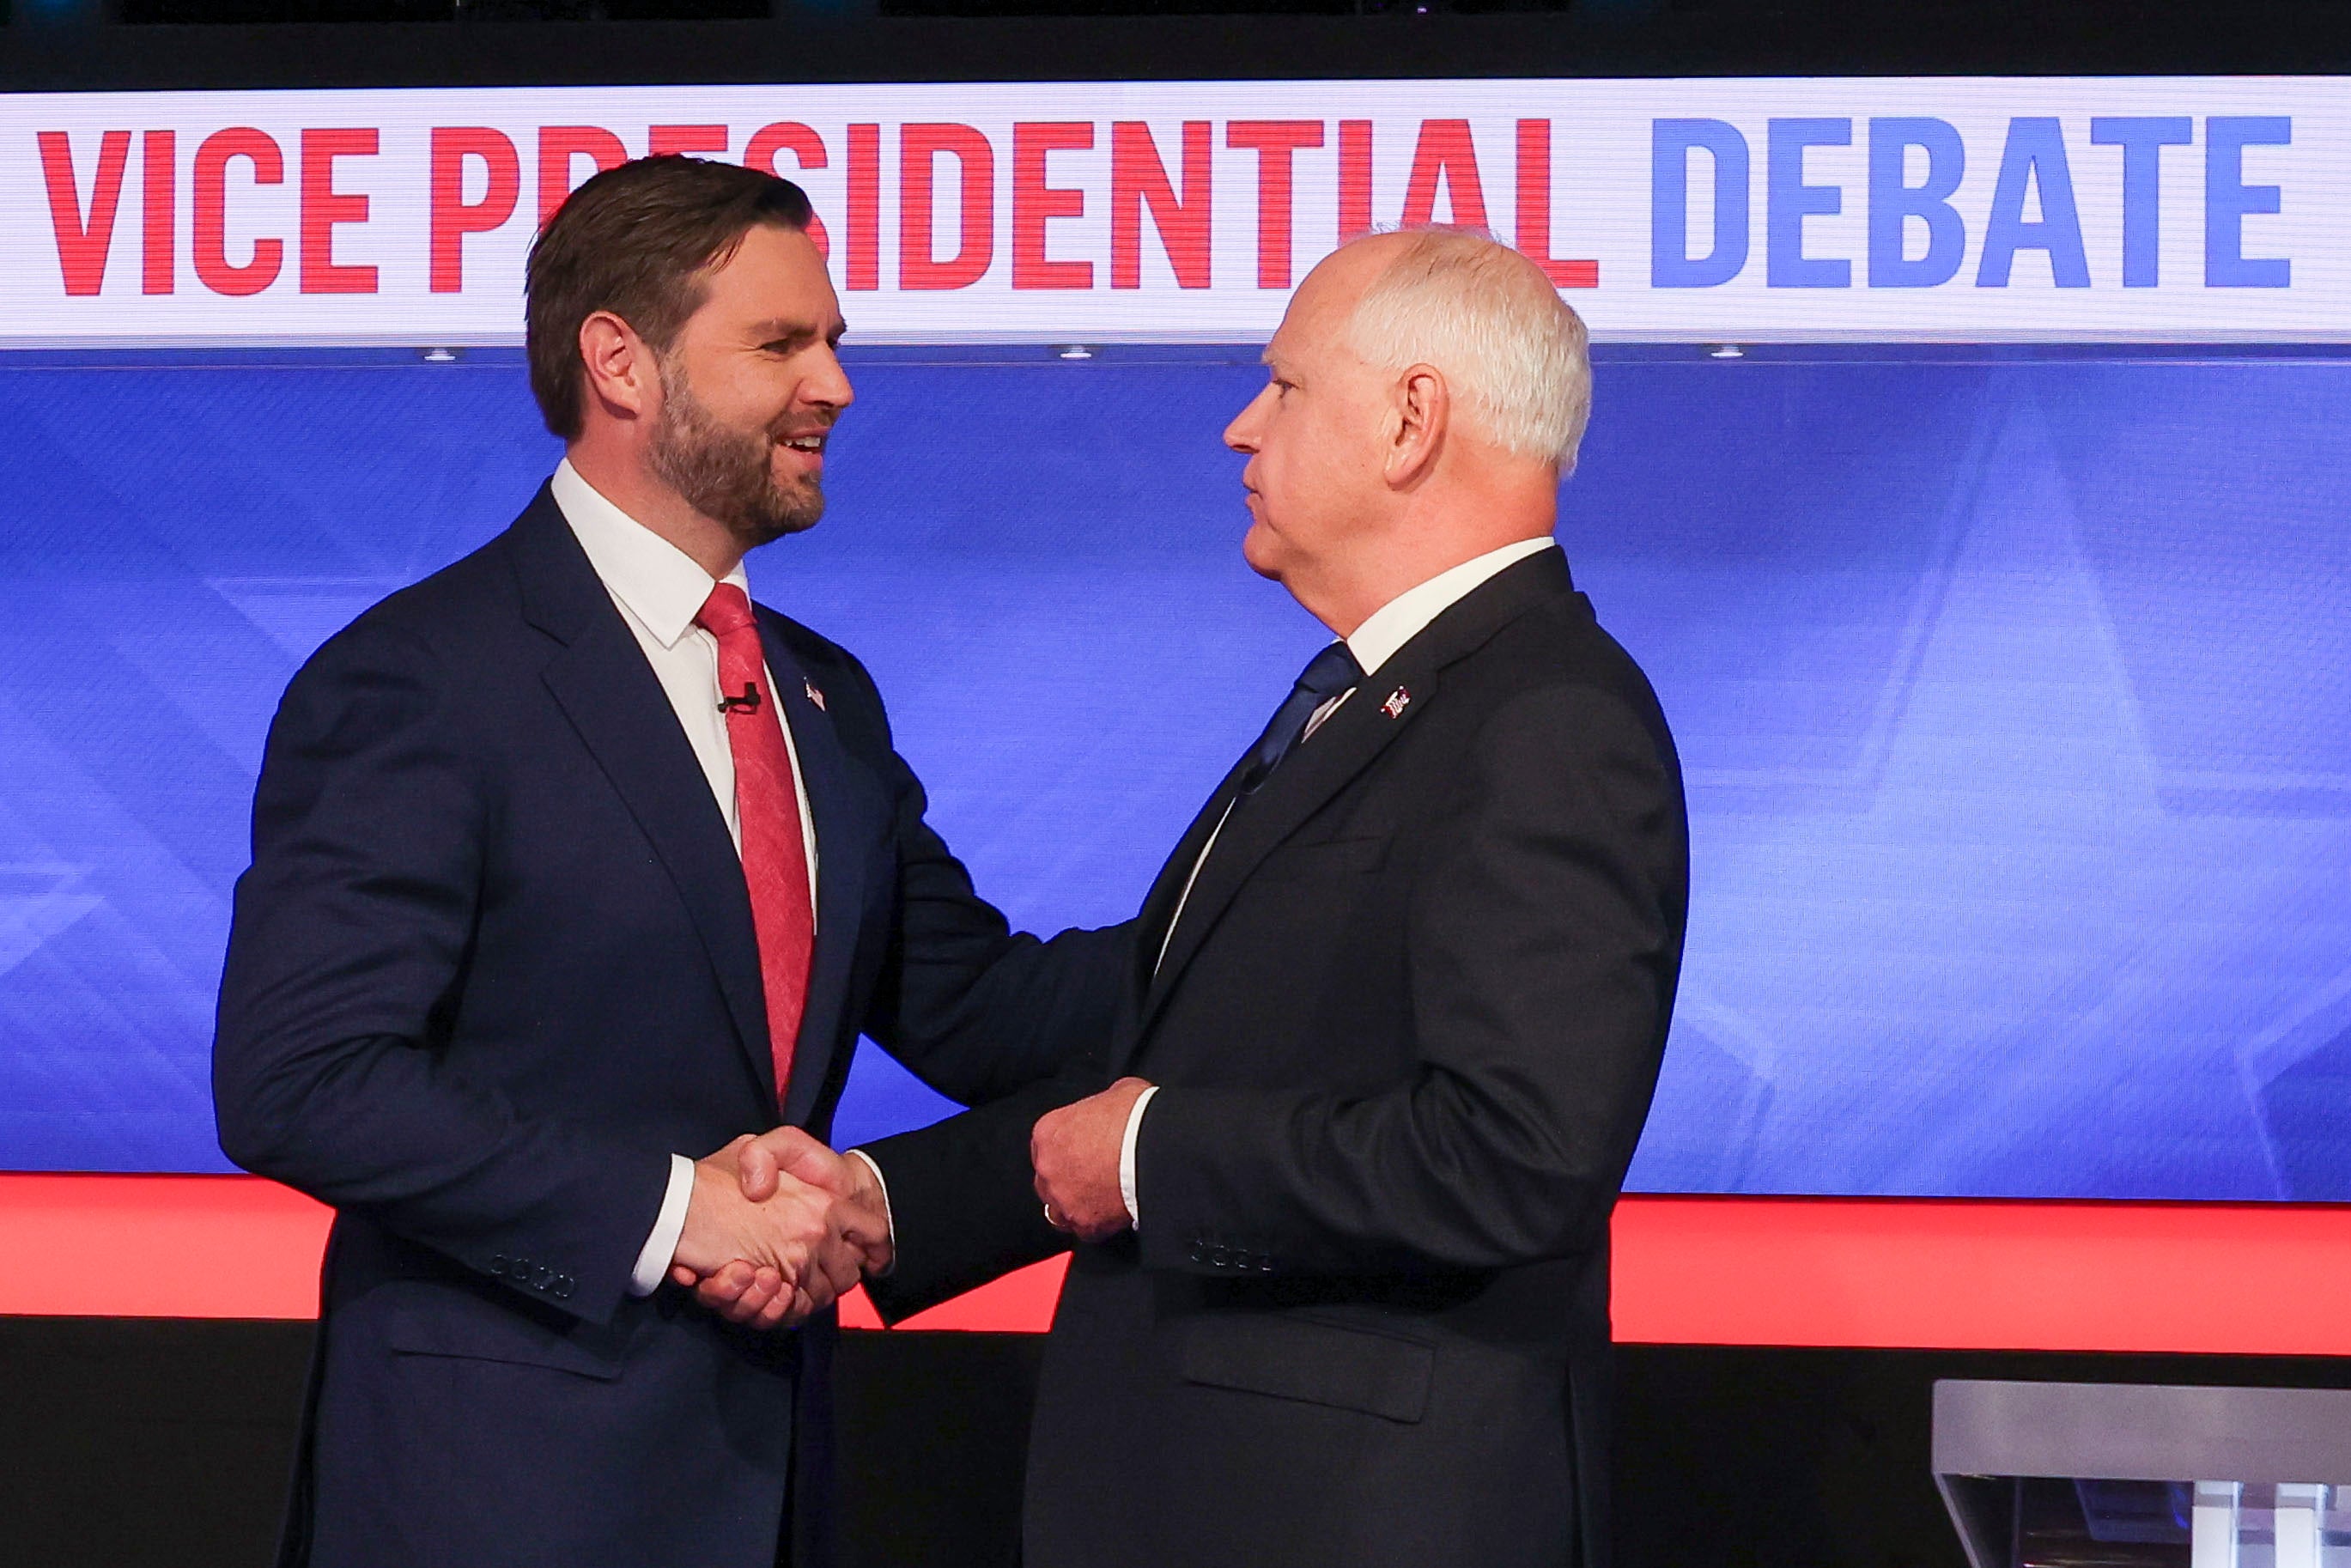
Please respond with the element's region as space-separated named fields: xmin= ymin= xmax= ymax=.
xmin=807 ymin=343 xmax=854 ymax=413
xmin=1224 ymin=384 xmax=1271 ymax=453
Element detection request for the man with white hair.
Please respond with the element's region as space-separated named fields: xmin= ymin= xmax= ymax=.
xmin=736 ymin=228 xmax=1688 ymax=1566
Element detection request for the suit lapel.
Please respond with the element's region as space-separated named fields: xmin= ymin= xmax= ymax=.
xmin=1135 ymin=548 xmax=1579 ymax=1040
xmin=1133 ymin=756 xmax=1251 ymax=980
xmin=512 ymin=491 xmax=777 ymax=1103
xmin=1107 ymin=752 xmax=1254 ymax=1077
xmin=1139 ymin=667 xmax=1435 ymax=1033
xmin=761 ymin=622 xmax=885 ymax=1131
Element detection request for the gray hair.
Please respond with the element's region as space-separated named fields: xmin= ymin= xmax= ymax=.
xmin=1343 ymin=228 xmax=1593 ymax=472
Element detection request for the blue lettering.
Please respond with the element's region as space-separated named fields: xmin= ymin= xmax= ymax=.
xmin=1867 ymin=118 xmax=1965 ymax=288
xmin=1977 ymin=118 xmax=2090 ymax=289
xmin=1768 ymin=118 xmax=1852 ymax=288
xmin=2091 ymin=117 xmax=2192 ymax=287
xmin=1651 ymin=119 xmax=1749 ymax=288
xmin=2205 ymin=116 xmax=2291 ymax=288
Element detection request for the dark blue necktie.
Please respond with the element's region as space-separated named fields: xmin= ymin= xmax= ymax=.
xmin=1237 ymin=641 xmax=1363 ymax=796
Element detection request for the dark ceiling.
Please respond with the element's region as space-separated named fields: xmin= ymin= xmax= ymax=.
xmin=3 ymin=0 xmax=2346 ymax=88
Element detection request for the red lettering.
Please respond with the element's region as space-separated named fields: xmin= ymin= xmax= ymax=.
xmin=142 ymin=131 xmax=174 ymax=295
xmin=193 ymin=127 xmax=284 ymax=298
xmin=429 ymin=127 xmax=520 ymax=295
xmin=1338 ymin=120 xmax=1374 ymax=244
xmin=537 ymin=126 xmax=627 ymax=227
xmin=1110 ymin=121 xmax=1211 ymax=290
xmin=901 ymin=124 xmax=994 ymax=291
xmin=1513 ymin=120 xmax=1599 ymax=289
xmin=745 ymin=122 xmax=830 ymax=259
xmin=845 ymin=124 xmax=880 ymax=290
xmin=1400 ymin=119 xmax=1488 ymax=231
xmin=37 ymin=130 xmax=130 ymax=298
xmin=300 ymin=128 xmax=377 ymax=295
xmin=648 ymin=124 xmax=729 ymax=159
xmin=1012 ymin=122 xmax=1091 ymax=290
xmin=1227 ymin=120 xmax=1322 ymax=289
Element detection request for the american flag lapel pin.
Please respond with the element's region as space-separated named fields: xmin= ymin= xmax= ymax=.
xmin=803 ymin=678 xmax=827 ymax=712
xmin=1381 ymin=686 xmax=1411 ymax=719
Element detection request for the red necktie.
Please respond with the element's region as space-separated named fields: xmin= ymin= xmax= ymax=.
xmin=695 ymin=582 xmax=815 ymax=1108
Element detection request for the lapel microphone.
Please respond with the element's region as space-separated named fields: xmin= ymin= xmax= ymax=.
xmin=717 ymin=683 xmax=762 ymax=714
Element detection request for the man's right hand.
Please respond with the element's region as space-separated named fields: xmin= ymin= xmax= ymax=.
xmin=668 ymin=1130 xmax=893 ymax=1329
xmin=668 ymin=1134 xmax=860 ymax=1331
xmin=737 ymin=1127 xmax=893 ymax=1272
xmin=683 ymin=1128 xmax=893 ymax=1326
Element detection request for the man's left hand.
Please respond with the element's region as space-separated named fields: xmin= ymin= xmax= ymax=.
xmin=1032 ymin=1078 xmax=1152 ymax=1243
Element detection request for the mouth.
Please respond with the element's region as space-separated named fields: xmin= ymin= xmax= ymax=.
xmin=774 ymin=429 xmax=830 ymax=473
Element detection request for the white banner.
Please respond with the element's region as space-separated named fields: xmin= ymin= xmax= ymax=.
xmin=3 ymin=76 xmax=2341 ymax=345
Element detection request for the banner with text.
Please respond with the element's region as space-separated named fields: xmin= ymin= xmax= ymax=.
xmin=4 ymin=77 xmax=2342 ymax=345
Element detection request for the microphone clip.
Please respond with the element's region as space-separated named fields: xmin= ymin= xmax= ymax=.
xmin=717 ymin=683 xmax=762 ymax=715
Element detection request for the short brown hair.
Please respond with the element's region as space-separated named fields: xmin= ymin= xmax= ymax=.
xmin=525 ymin=155 xmax=815 ymax=441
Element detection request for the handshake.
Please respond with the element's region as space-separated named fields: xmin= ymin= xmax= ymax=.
xmin=661 ymin=1077 xmax=1155 ymax=1331
xmin=666 ymin=1127 xmax=890 ymax=1331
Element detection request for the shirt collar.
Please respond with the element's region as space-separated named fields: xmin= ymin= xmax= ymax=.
xmin=550 ymin=458 xmax=750 ymax=649
xmin=1344 ymin=537 xmax=1558 ymax=678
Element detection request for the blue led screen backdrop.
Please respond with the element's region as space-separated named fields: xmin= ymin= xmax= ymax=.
xmin=0 ymin=346 xmax=2344 ymax=1198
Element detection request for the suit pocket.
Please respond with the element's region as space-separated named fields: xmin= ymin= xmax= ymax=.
xmin=1176 ymin=1312 xmax=1434 ymax=1424
xmin=1252 ymin=835 xmax=1388 ymax=882
xmin=375 ymin=1279 xmax=629 ymax=1382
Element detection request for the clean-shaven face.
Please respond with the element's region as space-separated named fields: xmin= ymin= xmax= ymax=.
xmin=1221 ymin=239 xmax=1395 ymax=589
xmin=649 ymin=222 xmax=854 ymax=550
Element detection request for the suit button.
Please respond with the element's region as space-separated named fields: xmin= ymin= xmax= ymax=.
xmin=1188 ymin=1240 xmax=1207 ymax=1264
xmin=1211 ymin=1245 xmax=1232 ymax=1267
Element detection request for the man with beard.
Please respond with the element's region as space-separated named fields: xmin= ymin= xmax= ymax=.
xmin=212 ymin=156 xmax=1121 ymax=1568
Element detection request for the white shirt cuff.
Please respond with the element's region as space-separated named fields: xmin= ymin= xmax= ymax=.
xmin=629 ymin=1152 xmax=696 ymax=1297
xmin=845 ymin=1148 xmax=897 ymax=1275
xmin=1118 ymin=1085 xmax=1161 ymax=1228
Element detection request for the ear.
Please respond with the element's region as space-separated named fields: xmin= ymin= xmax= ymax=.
xmin=577 ymin=309 xmax=659 ymax=425
xmin=1382 ymin=364 xmax=1449 ymax=490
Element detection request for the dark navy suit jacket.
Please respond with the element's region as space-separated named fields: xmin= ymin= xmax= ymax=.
xmin=214 ymin=485 xmax=1120 ymax=1568
xmin=867 ymin=551 xmax=1686 ymax=1568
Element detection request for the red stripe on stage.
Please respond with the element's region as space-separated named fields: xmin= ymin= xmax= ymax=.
xmin=0 ymin=1173 xmax=331 ymax=1320
xmin=4 ymin=1176 xmax=2348 ymax=1353
xmin=1609 ymin=1194 xmax=2351 ymax=1354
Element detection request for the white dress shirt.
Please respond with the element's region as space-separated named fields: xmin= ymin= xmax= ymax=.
xmin=1119 ymin=537 xmax=1559 ymax=1225
xmin=548 ymin=459 xmax=823 ymax=1296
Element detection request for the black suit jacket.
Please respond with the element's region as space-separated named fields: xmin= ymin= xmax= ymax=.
xmin=866 ymin=550 xmax=1688 ymax=1568
xmin=212 ymin=486 xmax=1120 ymax=1568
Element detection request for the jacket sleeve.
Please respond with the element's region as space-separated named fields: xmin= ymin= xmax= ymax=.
xmin=212 ymin=618 xmax=672 ymax=1326
xmin=1131 ymin=682 xmax=1685 ymax=1278
xmin=854 ymin=1075 xmax=1084 ymax=1323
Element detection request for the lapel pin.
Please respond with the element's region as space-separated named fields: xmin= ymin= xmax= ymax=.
xmin=803 ymin=678 xmax=827 ymax=712
xmin=1381 ymin=686 xmax=1411 ymax=719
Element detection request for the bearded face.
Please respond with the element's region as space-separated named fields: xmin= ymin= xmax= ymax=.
xmin=647 ymin=349 xmax=832 ymax=550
